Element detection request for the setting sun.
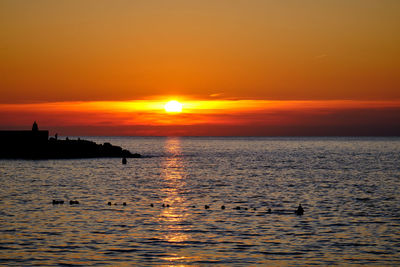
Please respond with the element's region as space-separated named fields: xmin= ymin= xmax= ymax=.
xmin=165 ymin=100 xmax=183 ymax=113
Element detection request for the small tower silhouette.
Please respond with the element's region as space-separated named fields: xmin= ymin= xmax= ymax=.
xmin=32 ymin=121 xmax=39 ymax=131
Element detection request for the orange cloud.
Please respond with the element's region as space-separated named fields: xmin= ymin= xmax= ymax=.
xmin=1 ymin=99 xmax=399 ymax=136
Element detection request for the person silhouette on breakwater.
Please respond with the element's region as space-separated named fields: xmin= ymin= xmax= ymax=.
xmin=32 ymin=121 xmax=38 ymax=131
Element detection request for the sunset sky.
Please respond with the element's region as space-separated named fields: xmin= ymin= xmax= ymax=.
xmin=1 ymin=0 xmax=399 ymax=136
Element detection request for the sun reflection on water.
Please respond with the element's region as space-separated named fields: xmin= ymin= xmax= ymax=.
xmin=159 ymin=137 xmax=190 ymax=245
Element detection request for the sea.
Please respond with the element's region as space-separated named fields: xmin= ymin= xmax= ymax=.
xmin=0 ymin=137 xmax=399 ymax=266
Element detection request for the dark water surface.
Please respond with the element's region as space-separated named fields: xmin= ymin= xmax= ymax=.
xmin=1 ymin=137 xmax=400 ymax=266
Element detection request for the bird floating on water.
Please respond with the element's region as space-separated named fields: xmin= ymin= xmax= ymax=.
xmin=295 ymin=204 xmax=304 ymax=215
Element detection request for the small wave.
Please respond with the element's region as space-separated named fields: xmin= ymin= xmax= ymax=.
xmin=104 ymin=248 xmax=139 ymax=254
xmin=260 ymin=251 xmax=305 ymax=256
xmin=39 ymin=231 xmax=62 ymax=236
xmin=355 ymin=197 xmax=371 ymax=201
xmin=333 ymin=242 xmax=374 ymax=247
xmin=0 ymin=246 xmax=14 ymax=250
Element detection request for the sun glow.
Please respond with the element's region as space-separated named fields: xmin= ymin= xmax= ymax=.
xmin=164 ymin=100 xmax=183 ymax=113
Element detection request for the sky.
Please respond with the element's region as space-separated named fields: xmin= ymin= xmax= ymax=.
xmin=1 ymin=0 xmax=399 ymax=136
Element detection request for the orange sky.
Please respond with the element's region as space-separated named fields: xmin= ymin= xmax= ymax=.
xmin=1 ymin=1 xmax=399 ymax=135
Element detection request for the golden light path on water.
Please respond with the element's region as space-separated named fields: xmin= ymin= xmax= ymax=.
xmin=158 ymin=137 xmax=196 ymax=264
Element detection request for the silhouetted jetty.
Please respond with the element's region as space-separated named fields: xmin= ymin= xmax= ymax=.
xmin=0 ymin=122 xmax=141 ymax=159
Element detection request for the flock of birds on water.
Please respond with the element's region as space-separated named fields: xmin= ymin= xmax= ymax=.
xmin=52 ymin=157 xmax=305 ymax=215
xmin=115 ymin=158 xmax=304 ymax=215
xmin=52 ymin=199 xmax=305 ymax=215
